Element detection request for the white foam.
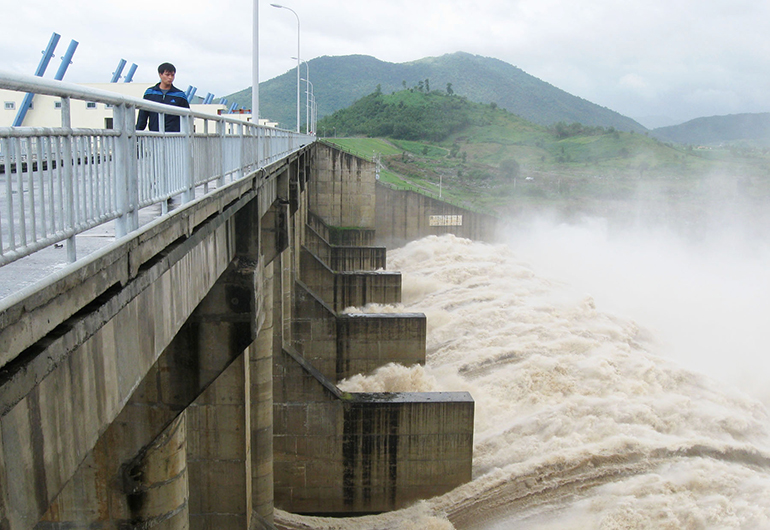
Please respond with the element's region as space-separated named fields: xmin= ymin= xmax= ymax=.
xmin=278 ymin=231 xmax=770 ymax=529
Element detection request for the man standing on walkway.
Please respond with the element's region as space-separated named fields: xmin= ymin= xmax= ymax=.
xmin=136 ymin=62 xmax=189 ymax=132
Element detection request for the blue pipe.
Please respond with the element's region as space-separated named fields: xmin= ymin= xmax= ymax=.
xmin=13 ymin=32 xmax=60 ymax=126
xmin=124 ymin=64 xmax=138 ymax=83
xmin=33 ymin=33 xmax=60 ymax=76
xmin=54 ymin=40 xmax=79 ymax=81
xmin=110 ymin=59 xmax=126 ymax=83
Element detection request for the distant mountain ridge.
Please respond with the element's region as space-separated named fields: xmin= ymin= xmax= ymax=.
xmin=226 ymin=52 xmax=646 ymax=133
xmin=651 ymin=113 xmax=770 ymax=145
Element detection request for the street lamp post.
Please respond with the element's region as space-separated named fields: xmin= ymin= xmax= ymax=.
xmin=253 ymin=1 xmax=259 ymax=126
xmin=293 ymin=57 xmax=310 ymax=133
xmin=271 ymin=3 xmax=300 ymax=133
xmin=301 ymin=77 xmax=314 ymax=134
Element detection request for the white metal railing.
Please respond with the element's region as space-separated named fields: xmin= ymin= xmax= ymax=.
xmin=0 ymin=70 xmax=314 ymax=266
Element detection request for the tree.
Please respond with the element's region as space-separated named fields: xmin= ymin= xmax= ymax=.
xmin=446 ymin=82 xmax=453 ymax=96
xmin=425 ymin=78 xmax=430 ymax=92
xmin=500 ymin=158 xmax=520 ymax=179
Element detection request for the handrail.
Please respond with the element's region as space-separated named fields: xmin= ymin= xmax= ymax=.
xmin=0 ymin=70 xmax=315 ymax=266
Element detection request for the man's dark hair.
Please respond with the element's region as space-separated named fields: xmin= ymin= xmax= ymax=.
xmin=157 ymin=62 xmax=176 ymax=74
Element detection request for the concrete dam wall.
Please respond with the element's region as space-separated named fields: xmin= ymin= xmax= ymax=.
xmin=0 ymin=141 xmax=498 ymax=528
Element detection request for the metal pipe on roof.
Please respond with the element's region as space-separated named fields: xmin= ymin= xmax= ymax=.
xmin=13 ymin=32 xmax=60 ymax=127
xmin=110 ymin=59 xmax=126 ymax=83
xmin=54 ymin=40 xmax=79 ymax=81
xmin=124 ymin=63 xmax=138 ymax=83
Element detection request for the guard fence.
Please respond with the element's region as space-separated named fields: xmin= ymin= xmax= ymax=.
xmin=0 ymin=71 xmax=314 ymax=266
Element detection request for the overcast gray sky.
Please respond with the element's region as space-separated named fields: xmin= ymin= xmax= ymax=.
xmin=2 ymin=0 xmax=769 ymax=127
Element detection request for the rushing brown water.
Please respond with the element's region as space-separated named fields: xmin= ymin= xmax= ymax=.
xmin=277 ymin=224 xmax=770 ymax=529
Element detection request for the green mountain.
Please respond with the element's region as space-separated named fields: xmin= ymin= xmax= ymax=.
xmin=225 ymin=52 xmax=646 ymax=133
xmin=319 ymin=88 xmax=706 ymax=187
xmin=651 ymin=113 xmax=770 ymax=146
xmin=317 ymin=88 xmax=491 ymax=141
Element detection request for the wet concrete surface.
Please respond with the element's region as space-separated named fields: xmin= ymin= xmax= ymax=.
xmin=0 ymin=202 xmax=166 ymax=303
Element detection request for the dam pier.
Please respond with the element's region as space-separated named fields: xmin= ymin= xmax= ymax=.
xmin=0 ymin=72 xmax=496 ymax=528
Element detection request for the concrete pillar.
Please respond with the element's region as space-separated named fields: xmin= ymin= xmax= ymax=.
xmin=121 ymin=413 xmax=189 ymax=529
xmin=33 ymin=258 xmax=258 ymax=528
xmin=282 ymin=207 xmax=295 ymax=347
xmin=36 ymin=412 xmax=190 ymax=529
xmin=187 ymin=353 xmax=251 ymax=530
xmin=252 ymin=332 xmax=274 ymax=521
xmin=252 ymin=260 xmax=276 ymax=522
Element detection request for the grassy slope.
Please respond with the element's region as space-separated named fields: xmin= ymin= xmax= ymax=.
xmin=325 ymin=127 xmax=770 ymax=224
xmin=320 ymin=88 xmax=770 ymax=227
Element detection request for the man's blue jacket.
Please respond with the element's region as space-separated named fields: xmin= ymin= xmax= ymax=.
xmin=135 ymin=83 xmax=190 ymax=132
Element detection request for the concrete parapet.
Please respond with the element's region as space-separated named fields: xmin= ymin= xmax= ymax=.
xmin=326 ymin=227 xmax=377 ymax=248
xmin=0 ymin=171 xmax=263 ymax=371
xmin=304 ymin=224 xmax=333 ymax=269
xmin=307 ymin=211 xmax=333 ymax=243
xmin=273 ymin=348 xmax=473 ymax=515
xmin=336 ymin=313 xmax=426 ymax=380
xmin=291 ymin=281 xmax=338 ymax=383
xmin=375 ymin=183 xmax=499 ymax=248
xmin=299 ymin=248 xmax=400 ymax=312
xmin=310 ymin=144 xmax=376 ymax=229
xmin=308 ymin=211 xmax=376 ymax=247
xmin=330 ymin=246 xmax=387 ymax=272
xmin=334 ymin=270 xmax=401 ymax=312
xmin=292 ymin=282 xmax=425 ymax=383
xmin=305 ymin=224 xmax=386 ymax=272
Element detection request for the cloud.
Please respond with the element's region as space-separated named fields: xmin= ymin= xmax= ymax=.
xmin=618 ymin=73 xmax=656 ymax=99
xmin=3 ymin=0 xmax=770 ymax=121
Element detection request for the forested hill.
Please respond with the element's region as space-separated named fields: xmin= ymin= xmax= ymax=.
xmin=651 ymin=113 xmax=770 ymax=145
xmin=225 ymin=52 xmax=646 ymax=133
xmin=317 ymin=88 xmax=515 ymax=141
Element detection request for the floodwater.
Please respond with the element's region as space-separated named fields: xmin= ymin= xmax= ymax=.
xmin=277 ymin=217 xmax=770 ymax=529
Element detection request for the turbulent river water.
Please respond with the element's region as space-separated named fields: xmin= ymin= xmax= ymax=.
xmin=276 ymin=218 xmax=770 ymax=529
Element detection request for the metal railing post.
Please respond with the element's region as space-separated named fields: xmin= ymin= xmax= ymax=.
xmin=159 ymin=111 xmax=169 ymax=214
xmin=2 ymin=137 xmax=15 ymax=253
xmin=61 ymin=97 xmax=77 ymax=262
xmin=114 ymin=103 xmax=133 ymax=237
xmin=182 ymin=114 xmax=195 ymax=203
xmin=129 ymin=106 xmax=139 ymax=231
xmin=237 ymin=123 xmax=244 ymax=180
xmin=202 ymin=119 xmax=209 ymax=194
xmin=218 ymin=119 xmax=226 ymax=187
